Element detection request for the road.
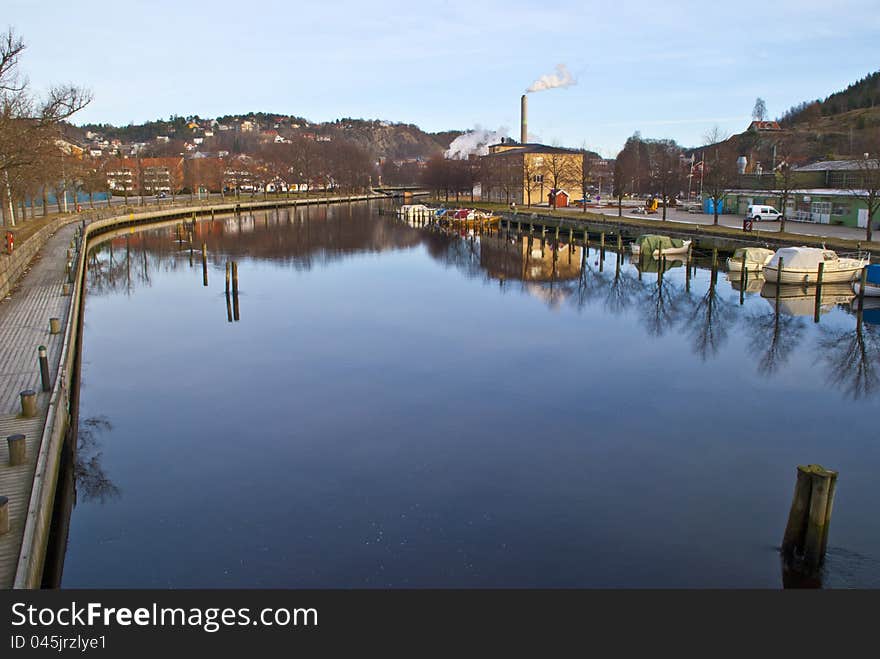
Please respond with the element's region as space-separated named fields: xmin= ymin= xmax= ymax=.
xmin=587 ymin=204 xmax=878 ymax=245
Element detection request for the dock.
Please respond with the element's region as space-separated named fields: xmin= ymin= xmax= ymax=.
xmin=0 ymin=222 xmax=77 ymax=588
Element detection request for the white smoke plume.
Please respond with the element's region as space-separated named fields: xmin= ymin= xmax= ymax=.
xmin=526 ymin=64 xmax=576 ymax=93
xmin=445 ymin=126 xmax=509 ymax=159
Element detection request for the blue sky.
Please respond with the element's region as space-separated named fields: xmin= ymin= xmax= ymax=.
xmin=6 ymin=0 xmax=879 ymax=155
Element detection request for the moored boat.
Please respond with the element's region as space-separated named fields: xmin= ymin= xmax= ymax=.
xmin=727 ymin=247 xmax=775 ymax=272
xmin=630 ymin=234 xmax=692 ymax=259
xmin=763 ymin=246 xmax=867 ymax=284
xmin=852 ymin=264 xmax=880 ymax=297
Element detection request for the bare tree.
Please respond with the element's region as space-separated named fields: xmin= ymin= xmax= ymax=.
xmin=701 ymin=127 xmax=737 ymax=226
xmin=850 ymin=153 xmax=880 ymax=242
xmin=752 ymin=97 xmax=767 ymax=122
xmin=544 ymin=148 xmax=576 ymax=209
xmin=767 ymin=135 xmax=807 ymax=232
xmin=647 ymin=140 xmax=684 ymax=220
xmin=578 ymin=149 xmax=595 ymax=213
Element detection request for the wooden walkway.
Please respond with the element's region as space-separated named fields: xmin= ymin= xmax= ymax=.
xmin=0 ymin=222 xmax=77 ymax=588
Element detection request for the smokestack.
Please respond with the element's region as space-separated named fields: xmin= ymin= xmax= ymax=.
xmin=521 ymin=94 xmax=527 ymax=144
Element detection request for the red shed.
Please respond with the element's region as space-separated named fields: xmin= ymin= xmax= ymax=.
xmin=549 ymin=189 xmax=570 ymax=208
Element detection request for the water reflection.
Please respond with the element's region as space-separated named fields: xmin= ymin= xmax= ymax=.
xmin=67 ymin=201 xmax=880 ymax=588
xmin=83 ymin=206 xmax=877 ymax=394
xmin=76 ymin=416 xmax=120 ymax=503
xmin=817 ymin=316 xmax=880 ymax=400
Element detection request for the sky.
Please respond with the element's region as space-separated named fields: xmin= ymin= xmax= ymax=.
xmin=5 ymin=0 xmax=879 ymax=156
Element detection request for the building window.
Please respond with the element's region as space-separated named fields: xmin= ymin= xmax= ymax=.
xmin=532 ymin=174 xmax=544 ymax=184
xmin=832 ymin=204 xmax=849 ymax=216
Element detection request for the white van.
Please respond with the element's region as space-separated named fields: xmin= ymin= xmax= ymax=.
xmin=747 ymin=205 xmax=781 ymax=222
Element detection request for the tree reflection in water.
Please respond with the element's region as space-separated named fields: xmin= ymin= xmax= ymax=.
xmin=636 ymin=261 xmax=687 ymax=338
xmin=816 ymin=317 xmax=880 ymax=400
xmin=683 ymin=275 xmax=738 ymax=361
xmin=745 ymin=308 xmax=808 ymax=375
xmin=603 ymin=260 xmax=640 ymax=316
xmin=76 ymin=416 xmax=121 ymax=503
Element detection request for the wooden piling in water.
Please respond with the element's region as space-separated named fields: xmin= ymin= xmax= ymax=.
xmin=775 ymin=257 xmax=784 ymax=309
xmin=600 ymin=232 xmax=605 ymax=249
xmin=49 ymin=317 xmax=61 ymax=335
xmin=685 ymin=252 xmax=691 ymax=292
xmin=782 ymin=464 xmax=838 ymax=573
xmin=813 ymin=262 xmax=825 ymax=323
xmin=7 ymin=434 xmax=26 ymax=467
xmin=225 ymin=262 xmax=231 ymax=294
xmin=202 ymin=243 xmax=208 ymax=287
xmin=740 ymin=255 xmax=747 ymax=305
xmin=858 ymin=266 xmax=867 ymax=314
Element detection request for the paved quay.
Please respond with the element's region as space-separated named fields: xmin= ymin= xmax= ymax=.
xmin=589 ymin=205 xmax=879 ymax=246
xmin=0 ymin=221 xmax=78 ymax=587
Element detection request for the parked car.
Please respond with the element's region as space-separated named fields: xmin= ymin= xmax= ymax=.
xmin=747 ymin=204 xmax=781 ymax=221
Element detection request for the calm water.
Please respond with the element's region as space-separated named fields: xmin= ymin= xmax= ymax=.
xmin=61 ymin=201 xmax=880 ymax=587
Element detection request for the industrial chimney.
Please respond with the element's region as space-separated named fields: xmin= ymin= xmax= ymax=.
xmin=521 ymin=94 xmax=528 ymax=144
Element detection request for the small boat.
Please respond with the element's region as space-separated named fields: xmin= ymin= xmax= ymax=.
xmin=630 ymin=234 xmax=692 ymax=258
xmin=727 ymin=247 xmax=775 ymax=273
xmin=763 ymin=246 xmax=868 ymax=284
xmin=852 ymin=264 xmax=880 ymax=297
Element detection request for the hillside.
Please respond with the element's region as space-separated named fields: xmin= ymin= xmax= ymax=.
xmin=688 ymin=71 xmax=880 ymax=168
xmin=74 ymin=112 xmax=462 ymax=161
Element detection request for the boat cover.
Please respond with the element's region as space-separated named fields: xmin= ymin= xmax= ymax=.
xmin=767 ymin=246 xmax=835 ymax=269
xmin=732 ymin=247 xmax=774 ymax=263
xmin=635 ymin=235 xmax=685 ymax=254
xmin=866 ymin=264 xmax=880 ymax=285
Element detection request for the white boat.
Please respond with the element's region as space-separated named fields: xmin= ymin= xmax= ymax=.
xmin=763 ymin=246 xmax=868 ymax=284
xmin=727 ymin=247 xmax=775 ymax=273
xmin=852 ymin=264 xmax=880 ymax=297
xmin=398 ymin=204 xmax=431 ymax=219
xmin=630 ymin=234 xmax=692 ymax=259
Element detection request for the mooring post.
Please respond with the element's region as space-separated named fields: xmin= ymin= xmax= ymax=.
xmin=62 ymin=283 xmax=70 ymax=296
xmin=617 ymin=233 xmax=622 ymax=253
xmin=38 ymin=345 xmax=50 ymax=392
xmin=813 ymin=261 xmax=825 ymax=323
xmin=0 ymin=496 xmax=8 ymax=535
xmin=740 ymin=254 xmax=747 ymax=305
xmin=685 ymin=252 xmax=691 ymax=292
xmin=7 ymin=434 xmax=26 ymax=466
xmin=600 ymin=232 xmax=605 ymax=250
xmin=49 ymin=317 xmax=61 ymax=335
xmin=775 ymin=257 xmax=784 ymax=309
xmin=781 ymin=464 xmax=838 ymax=572
xmin=19 ymin=389 xmax=37 ymax=418
xmin=858 ymin=266 xmax=867 ymax=314
xmin=202 ymin=243 xmax=208 ymax=287
xmin=225 ymin=262 xmax=231 ymax=294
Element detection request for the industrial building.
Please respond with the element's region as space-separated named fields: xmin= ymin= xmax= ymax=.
xmin=479 ymin=94 xmax=586 ymax=206
xmin=721 ymin=159 xmax=877 ymax=228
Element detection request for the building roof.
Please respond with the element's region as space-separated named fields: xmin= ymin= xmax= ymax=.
xmin=484 ymin=142 xmax=582 ymax=157
xmin=748 ymin=120 xmax=781 ymax=131
xmin=794 ymin=159 xmax=880 ymax=172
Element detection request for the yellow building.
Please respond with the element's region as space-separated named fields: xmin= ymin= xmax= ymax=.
xmin=480 ymin=142 xmax=585 ymax=207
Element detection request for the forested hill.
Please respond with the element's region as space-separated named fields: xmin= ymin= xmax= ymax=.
xmin=779 ymin=70 xmax=880 ymax=126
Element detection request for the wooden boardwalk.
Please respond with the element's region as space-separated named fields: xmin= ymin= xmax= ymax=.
xmin=0 ymin=222 xmax=77 ymax=588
